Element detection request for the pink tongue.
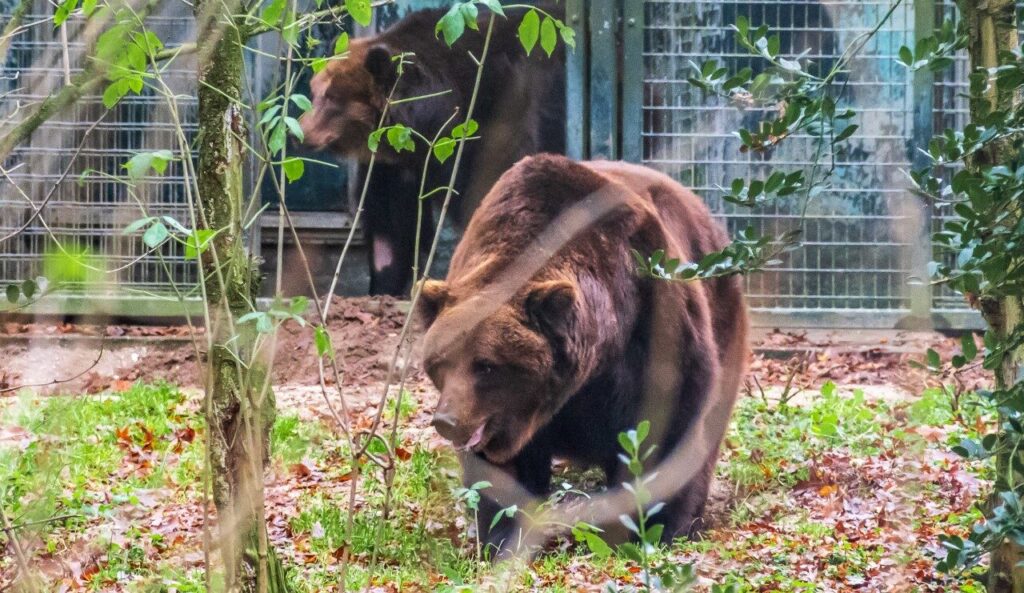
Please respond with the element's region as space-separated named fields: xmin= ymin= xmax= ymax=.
xmin=462 ymin=424 xmax=485 ymax=450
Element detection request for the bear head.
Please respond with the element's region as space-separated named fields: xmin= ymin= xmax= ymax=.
xmin=299 ymin=40 xmax=402 ymax=159
xmin=416 ymin=275 xmax=582 ymax=465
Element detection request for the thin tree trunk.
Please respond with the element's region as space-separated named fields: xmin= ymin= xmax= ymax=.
xmin=957 ymin=1 xmax=1024 ymax=591
xmin=194 ymin=2 xmax=284 ymax=591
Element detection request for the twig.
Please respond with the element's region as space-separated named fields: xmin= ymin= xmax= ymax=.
xmin=0 ymin=111 xmax=109 ymax=244
xmin=0 ymin=505 xmax=35 ymax=591
xmin=0 ymin=339 xmax=106 ymax=394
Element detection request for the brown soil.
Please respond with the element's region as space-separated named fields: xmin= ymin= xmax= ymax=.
xmin=0 ymin=297 xmax=992 ymax=399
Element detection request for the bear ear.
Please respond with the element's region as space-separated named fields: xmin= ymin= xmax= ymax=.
xmin=415 ymin=279 xmax=449 ymax=327
xmin=525 ymin=280 xmax=577 ymax=337
xmin=364 ymin=43 xmax=397 ymax=89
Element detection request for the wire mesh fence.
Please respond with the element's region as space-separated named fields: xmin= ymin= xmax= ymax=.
xmin=0 ymin=1 xmax=199 ymax=302
xmin=643 ymin=0 xmax=927 ymax=320
xmin=0 ymin=0 xmax=996 ymax=326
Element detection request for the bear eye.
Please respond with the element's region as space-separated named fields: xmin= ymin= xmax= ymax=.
xmin=472 ymin=360 xmax=498 ymax=377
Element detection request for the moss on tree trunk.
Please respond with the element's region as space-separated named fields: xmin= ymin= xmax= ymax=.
xmin=956 ymin=1 xmax=1024 ymax=591
xmin=194 ymin=3 xmax=285 ymax=591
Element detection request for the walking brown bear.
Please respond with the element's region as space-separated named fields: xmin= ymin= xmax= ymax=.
xmin=300 ymin=6 xmax=565 ymax=296
xmin=415 ymin=154 xmax=749 ymax=557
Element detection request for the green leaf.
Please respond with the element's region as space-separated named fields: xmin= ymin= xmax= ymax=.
xmin=315 ymin=325 xmax=334 ymax=359
xmin=6 ymin=284 xmax=19 ymax=304
xmin=436 ymin=4 xmax=465 ymax=46
xmin=54 ymin=0 xmax=78 ymax=27
xmin=618 ymin=541 xmax=643 ymax=563
xmin=539 ymin=16 xmax=557 ymax=57
xmin=518 ymin=9 xmax=539 ymax=55
xmin=926 ymin=348 xmax=941 ymax=369
xmin=898 ymin=45 xmax=913 ymax=67
xmin=636 ymin=420 xmax=650 ymax=445
xmin=961 ymin=332 xmax=978 ymax=361
xmin=123 ymin=217 xmax=156 ymax=234
xmin=290 ymin=93 xmax=312 ymax=112
xmin=284 ymin=116 xmax=303 ymax=142
xmin=478 ymin=0 xmax=504 ymax=16
xmin=81 ymin=0 xmax=96 ymax=16
xmin=368 ymin=128 xmax=385 ymax=152
xmin=282 ymin=157 xmax=305 ymax=182
xmin=21 ymin=278 xmax=37 ymax=299
xmin=386 ymin=125 xmax=415 ymax=152
xmin=618 ymin=514 xmax=640 ymax=535
xmin=185 ymin=229 xmax=214 ymax=259
xmin=102 ymin=79 xmax=130 ymax=109
xmin=344 ymin=0 xmax=372 ymax=26
xmin=269 ymin=121 xmax=288 ymax=154
xmin=451 ymin=119 xmax=478 ymax=138
xmin=289 ymin=295 xmax=309 ymax=316
xmin=123 ymin=150 xmax=174 ymax=181
xmin=557 ymin=21 xmax=575 ymax=49
xmin=142 ymin=221 xmax=169 ymax=248
xmin=261 ymin=0 xmax=285 ymax=26
xmin=583 ymin=532 xmax=612 ymax=558
xmin=833 ymin=124 xmax=859 ymax=143
xmin=310 ymin=57 xmax=328 ymax=74
xmin=433 ymin=137 xmax=456 ymax=163
xmin=334 ymin=32 xmax=349 ymax=55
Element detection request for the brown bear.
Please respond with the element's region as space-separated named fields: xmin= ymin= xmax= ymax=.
xmin=300 ymin=6 xmax=565 ymax=296
xmin=416 ymin=154 xmax=749 ymax=557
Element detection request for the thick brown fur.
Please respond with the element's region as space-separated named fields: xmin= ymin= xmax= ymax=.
xmin=417 ymin=154 xmax=749 ymax=557
xmin=300 ymin=7 xmax=565 ymax=296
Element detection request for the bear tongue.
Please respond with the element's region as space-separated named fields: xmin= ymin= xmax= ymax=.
xmin=460 ymin=424 xmax=486 ymax=452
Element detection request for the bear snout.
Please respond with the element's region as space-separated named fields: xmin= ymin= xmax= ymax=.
xmin=431 ymin=412 xmax=485 ymax=451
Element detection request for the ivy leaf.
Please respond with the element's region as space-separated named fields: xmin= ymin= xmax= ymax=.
xmin=334 ymin=32 xmax=349 ymax=55
xmin=142 ymin=221 xmax=169 ymax=248
xmin=344 ymin=0 xmax=371 ymax=26
xmin=518 ymin=9 xmax=539 ymax=55
xmin=6 ymin=284 xmax=19 ymax=304
xmin=282 ymin=157 xmax=305 ymax=182
xmin=539 ymin=16 xmax=557 ymax=57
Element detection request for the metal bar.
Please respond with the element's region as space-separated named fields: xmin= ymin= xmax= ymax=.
xmin=588 ymin=0 xmax=618 ymax=159
xmin=907 ymin=0 xmax=936 ymax=322
xmin=621 ymin=0 xmax=644 ymax=161
xmin=565 ymin=0 xmax=589 ymax=159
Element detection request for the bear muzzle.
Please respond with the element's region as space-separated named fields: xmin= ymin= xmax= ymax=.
xmin=431 ymin=412 xmax=486 ymax=452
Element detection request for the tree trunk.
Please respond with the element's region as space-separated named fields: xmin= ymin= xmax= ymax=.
xmin=194 ymin=3 xmax=285 ymax=592
xmin=956 ymin=1 xmax=1024 ymax=591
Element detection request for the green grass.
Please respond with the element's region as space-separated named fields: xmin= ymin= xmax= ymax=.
xmin=0 ymin=380 xmax=994 ymax=592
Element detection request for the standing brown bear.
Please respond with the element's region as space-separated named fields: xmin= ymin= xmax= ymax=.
xmin=300 ymin=7 xmax=565 ymax=296
xmin=416 ymin=154 xmax=749 ymax=557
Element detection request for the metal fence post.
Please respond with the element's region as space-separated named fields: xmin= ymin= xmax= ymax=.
xmin=621 ymin=0 xmax=644 ymax=162
xmin=565 ymin=0 xmax=589 ymax=160
xmin=908 ymin=0 xmax=936 ymax=325
xmin=588 ymin=0 xmax=618 ymax=159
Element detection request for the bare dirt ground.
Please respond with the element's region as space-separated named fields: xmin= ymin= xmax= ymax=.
xmin=0 ymin=296 xmax=989 ymax=400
